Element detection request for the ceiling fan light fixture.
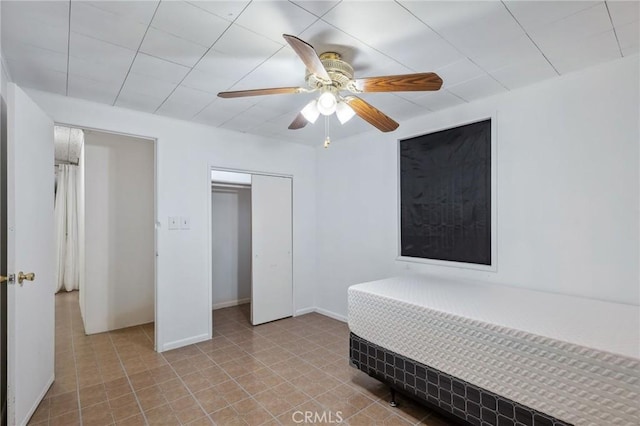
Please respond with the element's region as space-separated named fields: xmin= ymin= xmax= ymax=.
xmin=317 ymin=91 xmax=337 ymax=116
xmin=301 ymin=100 xmax=320 ymax=123
xmin=336 ymin=101 xmax=356 ymax=124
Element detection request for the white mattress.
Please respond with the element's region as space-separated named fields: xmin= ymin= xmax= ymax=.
xmin=348 ymin=275 xmax=640 ymax=426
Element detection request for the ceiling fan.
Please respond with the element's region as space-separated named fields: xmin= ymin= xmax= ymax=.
xmin=217 ymin=34 xmax=443 ymax=133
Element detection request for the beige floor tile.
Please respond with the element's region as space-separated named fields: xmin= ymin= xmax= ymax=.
xmin=29 ymin=292 xmax=453 ymax=425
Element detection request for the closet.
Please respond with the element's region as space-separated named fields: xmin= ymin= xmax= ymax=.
xmin=211 ymin=170 xmax=292 ymax=326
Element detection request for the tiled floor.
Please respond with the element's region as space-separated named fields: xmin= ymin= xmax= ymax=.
xmin=28 ymin=291 xmax=452 ymax=425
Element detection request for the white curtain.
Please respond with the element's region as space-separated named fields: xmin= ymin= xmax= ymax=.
xmin=55 ymin=164 xmax=80 ymax=292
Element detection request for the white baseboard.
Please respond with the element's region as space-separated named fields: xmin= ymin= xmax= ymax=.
xmin=315 ymin=307 xmax=348 ymax=323
xmin=294 ymin=306 xmax=347 ymax=323
xmin=213 ymin=298 xmax=250 ymax=310
xmin=22 ymin=373 xmax=54 ymax=426
xmin=161 ymin=333 xmax=210 ymax=352
xmin=294 ymin=307 xmax=315 ymax=316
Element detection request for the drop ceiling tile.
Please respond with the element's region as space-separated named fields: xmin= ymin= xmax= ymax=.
xmin=129 ymin=53 xmax=191 ymax=84
xmin=233 ymin=1 xmax=317 ymax=44
xmin=2 ymin=8 xmax=68 ymax=54
xmin=529 ymin=3 xmax=612 ymax=53
xmin=83 ymin=1 xmax=158 ymax=25
xmin=544 ymin=29 xmax=622 ymax=74
xmin=399 ymin=1 xmax=496 ymax=32
xmin=68 ymin=57 xmax=128 ymax=87
xmin=118 ymin=72 xmax=178 ymax=102
xmin=181 ymin=69 xmax=237 ymax=94
xmin=2 ymin=39 xmax=68 ymax=74
xmin=322 ymin=1 xmax=428 ymax=51
xmin=150 ymin=1 xmax=230 ymax=48
xmin=195 ymin=24 xmax=283 ymax=79
xmin=400 ymin=1 xmax=524 ymax=55
xmin=503 ymin=1 xmax=598 ymax=31
xmin=211 ymin=23 xmax=283 ymax=56
xmin=185 ymin=1 xmax=250 ymax=22
xmin=382 ymin=35 xmax=464 ymax=73
xmin=607 ymin=1 xmax=640 ymax=27
xmin=6 ymin=59 xmax=66 ymax=95
xmin=468 ymin=34 xmax=544 ymax=72
xmin=1 ymin=0 xmax=69 ymax=28
xmin=320 ymin=1 xmax=459 ymax=72
xmin=139 ymin=27 xmax=209 ymax=68
xmin=232 ymin=48 xmax=306 ymax=90
xmin=291 ymin=1 xmax=341 ymax=17
xmin=69 ymin=32 xmax=136 ymax=66
xmin=436 ymin=59 xmax=485 ymax=88
xmin=220 ymin=113 xmax=266 ymax=133
xmin=68 ymin=33 xmax=135 ymax=84
xmin=194 ymin=98 xmax=257 ymax=127
xmin=114 ymin=91 xmax=164 ymax=114
xmin=616 ymin=21 xmax=639 ymax=52
xmin=67 ymin=75 xmax=121 ymax=104
xmin=166 ymin=85 xmax=215 ymax=107
xmin=70 ymin=2 xmax=150 ymax=50
xmin=621 ymin=44 xmax=639 ymax=56
xmin=490 ymin=54 xmax=557 ymax=90
xmin=409 ymin=90 xmax=466 ymax=111
xmin=447 ymin=75 xmax=507 ymax=102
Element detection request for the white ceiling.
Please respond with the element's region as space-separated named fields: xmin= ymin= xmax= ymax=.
xmin=1 ymin=1 xmax=638 ymax=145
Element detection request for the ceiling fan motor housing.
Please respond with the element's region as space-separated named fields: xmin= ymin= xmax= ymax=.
xmin=306 ymin=52 xmax=354 ymax=91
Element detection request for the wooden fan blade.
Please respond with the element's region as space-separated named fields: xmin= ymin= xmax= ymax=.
xmin=288 ymin=112 xmax=308 ymax=130
xmin=218 ymin=87 xmax=304 ymax=98
xmin=283 ymin=34 xmax=331 ymax=82
xmin=344 ymin=96 xmax=399 ymax=132
xmin=353 ymin=72 xmax=442 ymax=93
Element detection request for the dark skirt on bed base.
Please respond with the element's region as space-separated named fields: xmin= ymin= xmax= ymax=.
xmin=349 ymin=332 xmax=572 ymax=426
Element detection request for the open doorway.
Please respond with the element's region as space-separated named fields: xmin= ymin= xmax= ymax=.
xmin=209 ymin=168 xmax=293 ymax=332
xmin=211 ymin=171 xmax=252 ymax=325
xmin=54 ymin=126 xmax=157 ymax=345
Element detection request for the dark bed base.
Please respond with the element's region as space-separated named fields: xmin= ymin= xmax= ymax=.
xmin=349 ymin=333 xmax=572 ymax=426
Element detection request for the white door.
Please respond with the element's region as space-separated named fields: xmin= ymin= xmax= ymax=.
xmin=6 ymin=83 xmax=55 ymax=425
xmin=251 ymin=175 xmax=292 ymax=325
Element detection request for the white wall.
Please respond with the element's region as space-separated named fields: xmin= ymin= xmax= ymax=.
xmin=27 ymin=89 xmax=317 ymax=351
xmin=83 ymin=131 xmax=155 ymax=334
xmin=211 ymin=187 xmax=251 ymax=309
xmin=316 ymin=55 xmax=640 ymax=319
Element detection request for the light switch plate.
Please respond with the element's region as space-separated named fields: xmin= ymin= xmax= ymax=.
xmin=168 ymin=216 xmax=180 ymax=230
xmin=180 ymin=216 xmax=190 ymax=230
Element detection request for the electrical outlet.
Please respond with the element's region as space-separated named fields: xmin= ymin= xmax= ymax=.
xmin=180 ymin=216 xmax=190 ymax=230
xmin=168 ymin=216 xmax=180 ymax=230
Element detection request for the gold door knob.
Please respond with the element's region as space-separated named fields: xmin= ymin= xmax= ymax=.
xmin=0 ymin=276 xmax=7 ymax=283
xmin=18 ymin=272 xmax=35 ymax=284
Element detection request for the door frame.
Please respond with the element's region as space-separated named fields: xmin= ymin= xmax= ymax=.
xmin=55 ymin=122 xmax=160 ymax=350
xmin=207 ymin=165 xmax=294 ymax=336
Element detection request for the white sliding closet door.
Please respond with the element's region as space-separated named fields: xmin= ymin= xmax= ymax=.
xmin=251 ymin=175 xmax=292 ymax=325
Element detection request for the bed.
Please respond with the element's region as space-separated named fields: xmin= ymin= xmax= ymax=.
xmin=348 ymin=275 xmax=640 ymax=426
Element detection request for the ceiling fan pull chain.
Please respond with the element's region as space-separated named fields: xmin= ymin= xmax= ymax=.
xmin=324 ymin=116 xmax=331 ymax=149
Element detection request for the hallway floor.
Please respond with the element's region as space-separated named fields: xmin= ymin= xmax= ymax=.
xmin=28 ymin=291 xmax=450 ymax=425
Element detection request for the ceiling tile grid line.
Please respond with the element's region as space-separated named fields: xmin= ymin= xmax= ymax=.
xmin=604 ymin=1 xmax=625 ymax=57
xmin=151 ymin=1 xmax=254 ymax=114
xmin=111 ymin=0 xmax=162 ymax=107
xmin=500 ymin=0 xmax=561 ymax=76
xmin=190 ymin=0 xmax=346 ymax=126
